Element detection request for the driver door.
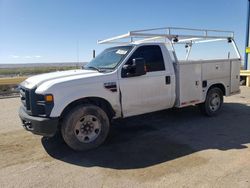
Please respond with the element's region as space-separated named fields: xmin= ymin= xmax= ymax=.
xmin=118 ymin=45 xmax=173 ymax=117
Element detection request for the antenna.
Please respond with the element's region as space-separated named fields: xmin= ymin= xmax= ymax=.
xmin=76 ymin=40 xmax=79 ymax=68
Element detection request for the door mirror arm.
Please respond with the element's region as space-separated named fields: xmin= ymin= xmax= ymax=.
xmin=122 ymin=58 xmax=146 ymax=78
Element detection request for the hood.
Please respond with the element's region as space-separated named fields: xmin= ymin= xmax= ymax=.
xmin=20 ymin=69 xmax=98 ymax=89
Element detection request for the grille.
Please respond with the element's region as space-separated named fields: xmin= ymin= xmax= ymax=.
xmin=20 ymin=87 xmax=31 ymax=111
xmin=20 ymin=87 xmax=51 ymax=117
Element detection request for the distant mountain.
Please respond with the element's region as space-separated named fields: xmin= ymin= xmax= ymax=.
xmin=0 ymin=62 xmax=88 ymax=68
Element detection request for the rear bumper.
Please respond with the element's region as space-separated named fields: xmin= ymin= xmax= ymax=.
xmin=19 ymin=107 xmax=59 ymax=137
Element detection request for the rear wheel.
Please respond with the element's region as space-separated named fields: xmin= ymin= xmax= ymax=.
xmin=61 ymin=104 xmax=110 ymax=151
xmin=199 ymin=87 xmax=223 ymax=116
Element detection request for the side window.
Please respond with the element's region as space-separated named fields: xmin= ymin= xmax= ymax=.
xmin=128 ymin=45 xmax=165 ymax=72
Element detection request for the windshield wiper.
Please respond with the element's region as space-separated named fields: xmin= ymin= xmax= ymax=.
xmin=85 ymin=66 xmax=101 ymax=72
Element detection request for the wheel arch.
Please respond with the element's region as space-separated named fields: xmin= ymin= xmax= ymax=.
xmin=207 ymin=83 xmax=226 ymax=96
xmin=60 ymin=97 xmax=115 ymax=121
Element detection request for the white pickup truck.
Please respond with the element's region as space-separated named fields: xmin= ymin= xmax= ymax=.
xmin=19 ymin=27 xmax=241 ymax=151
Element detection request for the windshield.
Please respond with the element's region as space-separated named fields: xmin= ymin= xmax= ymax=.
xmin=84 ymin=46 xmax=133 ymax=71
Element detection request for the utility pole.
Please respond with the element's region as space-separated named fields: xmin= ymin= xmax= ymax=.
xmin=245 ymin=0 xmax=250 ymax=70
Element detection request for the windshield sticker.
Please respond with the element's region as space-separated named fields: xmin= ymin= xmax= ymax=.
xmin=116 ymin=49 xmax=128 ymax=55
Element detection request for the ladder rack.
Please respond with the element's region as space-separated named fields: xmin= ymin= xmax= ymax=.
xmin=97 ymin=27 xmax=241 ymax=60
xmin=98 ymin=27 xmax=234 ymax=44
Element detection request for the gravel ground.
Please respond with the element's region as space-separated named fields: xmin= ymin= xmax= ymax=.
xmin=0 ymin=87 xmax=250 ymax=188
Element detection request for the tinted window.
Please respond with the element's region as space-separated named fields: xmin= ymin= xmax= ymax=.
xmin=128 ymin=45 xmax=165 ymax=72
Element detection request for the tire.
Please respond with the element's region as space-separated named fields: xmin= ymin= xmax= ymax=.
xmin=61 ymin=104 xmax=110 ymax=151
xmin=199 ymin=87 xmax=223 ymax=116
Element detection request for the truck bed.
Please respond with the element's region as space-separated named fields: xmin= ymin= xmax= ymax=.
xmin=174 ymin=58 xmax=241 ymax=107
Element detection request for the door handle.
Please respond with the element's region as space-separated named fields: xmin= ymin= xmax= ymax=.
xmin=165 ymin=76 xmax=171 ymax=85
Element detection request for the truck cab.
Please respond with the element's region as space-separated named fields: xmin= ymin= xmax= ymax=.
xmin=19 ymin=27 xmax=241 ymax=151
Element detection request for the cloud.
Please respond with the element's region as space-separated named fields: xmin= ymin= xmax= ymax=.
xmin=10 ymin=55 xmax=20 ymax=58
xmin=34 ymin=55 xmax=41 ymax=58
xmin=24 ymin=56 xmax=32 ymax=59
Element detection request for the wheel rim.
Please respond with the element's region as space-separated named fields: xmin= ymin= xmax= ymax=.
xmin=209 ymin=93 xmax=221 ymax=112
xmin=74 ymin=114 xmax=101 ymax=143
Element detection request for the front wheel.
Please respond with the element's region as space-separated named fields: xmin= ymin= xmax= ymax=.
xmin=199 ymin=87 xmax=223 ymax=116
xmin=61 ymin=104 xmax=110 ymax=151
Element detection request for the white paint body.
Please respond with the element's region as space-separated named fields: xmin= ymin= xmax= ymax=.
xmin=20 ymin=43 xmax=241 ymax=118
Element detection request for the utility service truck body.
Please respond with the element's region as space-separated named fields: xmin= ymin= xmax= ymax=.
xmin=19 ymin=27 xmax=241 ymax=151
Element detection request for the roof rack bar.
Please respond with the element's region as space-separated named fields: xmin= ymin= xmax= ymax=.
xmin=131 ymin=27 xmax=234 ymax=36
xmin=98 ymin=33 xmax=131 ymax=44
xmin=231 ymin=39 xmax=242 ymax=59
xmin=178 ymin=38 xmax=201 ymax=43
xmin=194 ymin=38 xmax=226 ymax=44
xmin=98 ymin=27 xmax=235 ymax=45
xmin=133 ymin=36 xmax=165 ymax=43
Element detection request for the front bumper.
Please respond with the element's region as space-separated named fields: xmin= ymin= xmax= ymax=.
xmin=19 ymin=107 xmax=59 ymax=137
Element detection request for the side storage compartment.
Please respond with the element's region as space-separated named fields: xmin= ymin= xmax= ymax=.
xmin=230 ymin=59 xmax=241 ymax=94
xmin=201 ymin=60 xmax=231 ymax=98
xmin=175 ymin=62 xmax=203 ymax=107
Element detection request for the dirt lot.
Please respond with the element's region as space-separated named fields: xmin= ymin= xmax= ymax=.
xmin=1 ymin=87 xmax=250 ymax=188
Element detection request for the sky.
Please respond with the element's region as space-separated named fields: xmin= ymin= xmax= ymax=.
xmin=0 ymin=0 xmax=248 ymax=64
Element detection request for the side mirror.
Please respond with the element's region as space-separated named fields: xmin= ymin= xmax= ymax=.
xmin=122 ymin=58 xmax=146 ymax=77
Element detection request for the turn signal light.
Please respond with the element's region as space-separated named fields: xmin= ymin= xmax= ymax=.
xmin=45 ymin=94 xmax=53 ymax=102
